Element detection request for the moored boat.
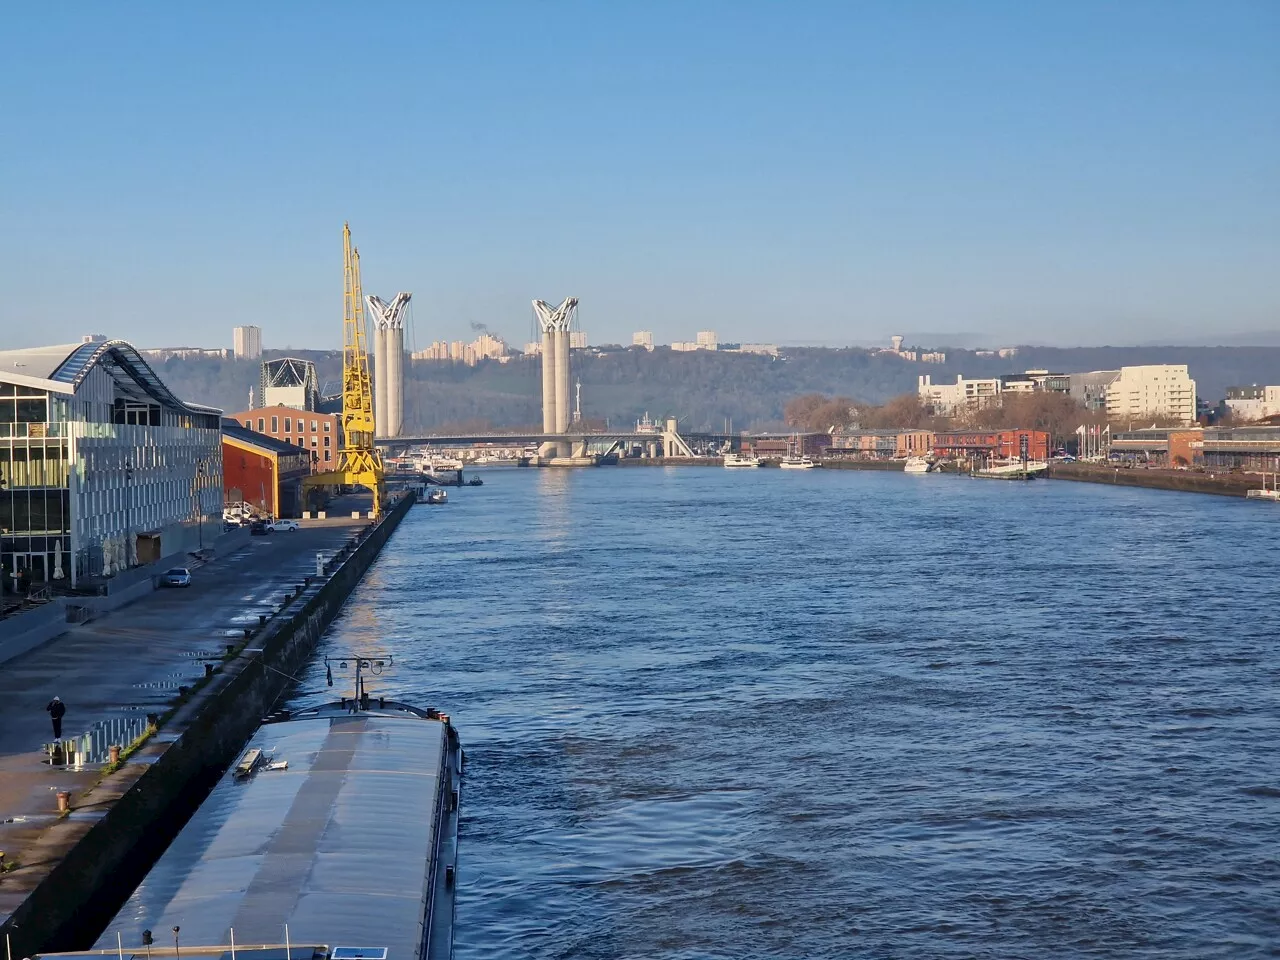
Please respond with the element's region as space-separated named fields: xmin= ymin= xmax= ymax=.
xmin=723 ymin=452 xmax=762 ymax=467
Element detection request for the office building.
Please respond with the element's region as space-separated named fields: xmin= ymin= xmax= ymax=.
xmin=233 ymin=325 xmax=263 ymax=361
xmin=0 ymin=340 xmax=222 ymax=588
xmin=1105 ymin=365 xmax=1197 ymax=424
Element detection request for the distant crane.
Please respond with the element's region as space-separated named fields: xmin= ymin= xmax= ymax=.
xmin=303 ymin=223 xmax=385 ymax=513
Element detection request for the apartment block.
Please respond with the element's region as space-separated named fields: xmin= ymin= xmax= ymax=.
xmin=1105 ymin=365 xmax=1197 ymax=424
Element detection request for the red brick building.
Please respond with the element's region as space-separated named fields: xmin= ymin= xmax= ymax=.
xmin=227 ymin=406 xmax=341 ymax=472
xmin=933 ymin=429 xmax=1051 ymax=461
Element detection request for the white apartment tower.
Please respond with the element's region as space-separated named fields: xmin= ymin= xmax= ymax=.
xmin=1105 ymin=365 xmax=1197 ymax=424
xmin=632 ymin=331 xmax=654 ymax=350
xmin=696 ymin=330 xmax=719 ymax=350
xmin=233 ymin=325 xmax=263 ymax=360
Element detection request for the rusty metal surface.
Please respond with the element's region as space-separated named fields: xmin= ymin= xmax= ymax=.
xmin=96 ymin=714 xmax=447 ymax=960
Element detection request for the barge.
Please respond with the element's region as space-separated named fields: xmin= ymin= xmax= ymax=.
xmin=36 ymin=660 xmax=462 ymax=960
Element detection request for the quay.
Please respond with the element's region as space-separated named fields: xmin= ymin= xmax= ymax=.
xmin=0 ymin=492 xmax=413 ymax=956
xmin=1046 ymin=462 xmax=1261 ymax=497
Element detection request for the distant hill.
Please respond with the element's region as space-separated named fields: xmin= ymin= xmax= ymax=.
xmin=152 ymin=345 xmax=1280 ymax=433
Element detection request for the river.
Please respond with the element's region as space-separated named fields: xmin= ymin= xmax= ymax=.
xmin=289 ymin=467 xmax=1280 ymax=958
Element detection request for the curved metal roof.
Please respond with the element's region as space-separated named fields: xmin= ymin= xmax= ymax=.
xmin=50 ymin=339 xmax=222 ymax=416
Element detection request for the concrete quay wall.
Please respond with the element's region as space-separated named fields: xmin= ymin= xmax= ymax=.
xmin=0 ymin=494 xmax=414 ymax=957
xmin=1046 ymin=463 xmax=1257 ymax=497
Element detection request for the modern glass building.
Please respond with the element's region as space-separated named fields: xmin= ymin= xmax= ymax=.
xmin=0 ymin=340 xmax=223 ymax=589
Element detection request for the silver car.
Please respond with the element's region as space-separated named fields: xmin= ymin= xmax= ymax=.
xmin=160 ymin=567 xmax=192 ymax=588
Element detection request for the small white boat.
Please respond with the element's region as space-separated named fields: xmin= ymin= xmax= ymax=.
xmin=779 ymin=456 xmax=817 ymax=470
xmin=904 ymin=456 xmax=932 ymax=473
xmin=425 ymin=489 xmax=448 ymax=504
xmin=1247 ymin=473 xmax=1280 ymax=500
xmin=723 ymin=452 xmax=762 ymax=468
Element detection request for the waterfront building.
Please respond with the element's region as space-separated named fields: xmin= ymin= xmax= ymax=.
xmin=632 ymin=331 xmax=654 ymax=350
xmin=221 ymin=420 xmax=312 ymax=518
xmin=260 ymin=357 xmax=320 ymax=411
xmin=918 ymin=374 xmax=1003 ymax=414
xmin=1110 ymin=427 xmax=1204 ymax=466
xmin=896 ymin=430 xmax=936 ymax=457
xmin=748 ymin=432 xmax=832 ymax=458
xmin=233 ymin=325 xmax=262 ymax=361
xmin=1105 ymin=364 xmax=1197 ymax=424
xmin=933 ymin=429 xmax=1051 ymax=461
xmin=1202 ymin=425 xmax=1280 ymax=471
xmin=829 ymin=429 xmax=899 ymax=458
xmin=0 ymin=340 xmax=222 ymax=588
xmin=227 ymin=405 xmax=341 ymax=470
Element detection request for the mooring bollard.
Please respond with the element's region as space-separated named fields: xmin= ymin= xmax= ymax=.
xmin=259 ymin=614 xmax=267 ymax=626
xmin=205 ymin=662 xmax=215 ymax=678
xmin=109 ymin=744 xmax=121 ymax=764
xmin=56 ymin=791 xmax=70 ymax=814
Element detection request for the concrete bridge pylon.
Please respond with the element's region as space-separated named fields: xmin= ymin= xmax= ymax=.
xmin=532 ymin=297 xmax=578 ymax=459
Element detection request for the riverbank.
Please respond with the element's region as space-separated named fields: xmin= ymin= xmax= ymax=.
xmin=614 ymin=458 xmax=906 ymax=470
xmin=0 ymin=493 xmax=414 ymax=955
xmin=1047 ymin=463 xmax=1260 ymax=497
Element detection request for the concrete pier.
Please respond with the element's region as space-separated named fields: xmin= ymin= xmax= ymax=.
xmin=0 ymin=492 xmax=413 ymax=955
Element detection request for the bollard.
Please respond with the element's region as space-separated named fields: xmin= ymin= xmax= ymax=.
xmin=56 ymin=791 xmax=70 ymax=814
xmin=259 ymin=614 xmax=267 ymax=625
xmin=229 ymin=642 xmax=238 ymax=654
xmin=178 ymin=685 xmax=189 ymax=697
xmin=109 ymin=744 xmax=121 ymax=764
xmin=243 ymin=627 xmax=252 ymax=639
xmin=205 ymin=662 xmax=215 ymax=678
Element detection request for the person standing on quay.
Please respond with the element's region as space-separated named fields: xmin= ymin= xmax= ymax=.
xmin=46 ymin=696 xmax=66 ymax=739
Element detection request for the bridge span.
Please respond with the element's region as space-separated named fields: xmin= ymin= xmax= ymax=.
xmin=375 ymin=429 xmax=738 ymax=459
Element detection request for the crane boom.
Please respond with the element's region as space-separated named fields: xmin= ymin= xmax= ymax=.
xmin=302 ymin=222 xmax=385 ymax=514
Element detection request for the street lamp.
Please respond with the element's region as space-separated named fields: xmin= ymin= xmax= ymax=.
xmin=194 ymin=458 xmax=208 ymax=552
xmin=124 ymin=460 xmax=134 ymax=567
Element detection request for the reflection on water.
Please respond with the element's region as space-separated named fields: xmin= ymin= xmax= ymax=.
xmin=290 ymin=468 xmax=1280 ymax=959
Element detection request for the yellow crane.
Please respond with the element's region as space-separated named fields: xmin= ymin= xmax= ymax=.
xmin=303 ymin=222 xmax=385 ymax=514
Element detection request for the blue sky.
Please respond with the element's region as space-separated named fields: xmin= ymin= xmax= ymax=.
xmin=3 ymin=1 xmax=1276 ymax=350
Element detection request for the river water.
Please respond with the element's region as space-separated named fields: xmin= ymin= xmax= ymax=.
xmin=289 ymin=467 xmax=1280 ymax=958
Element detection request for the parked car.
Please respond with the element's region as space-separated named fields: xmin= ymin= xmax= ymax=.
xmin=160 ymin=567 xmax=192 ymax=588
xmin=268 ymin=519 xmax=300 ymax=532
xmin=250 ymin=521 xmax=270 ymax=536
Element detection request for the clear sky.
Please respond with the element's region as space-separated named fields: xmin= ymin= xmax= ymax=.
xmin=3 ymin=1 xmax=1277 ymax=351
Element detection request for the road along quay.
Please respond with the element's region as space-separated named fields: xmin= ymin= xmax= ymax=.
xmin=0 ymin=492 xmax=414 ymax=956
